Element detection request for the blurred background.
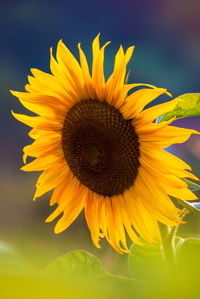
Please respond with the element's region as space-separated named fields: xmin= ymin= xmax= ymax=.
xmin=0 ymin=0 xmax=200 ymax=274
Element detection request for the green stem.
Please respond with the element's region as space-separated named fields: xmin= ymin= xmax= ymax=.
xmin=159 ymin=224 xmax=177 ymax=276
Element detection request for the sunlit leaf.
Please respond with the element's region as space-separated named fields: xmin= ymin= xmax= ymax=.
xmin=174 ymin=237 xmax=185 ymax=251
xmin=44 ymin=250 xmax=105 ymax=277
xmin=177 ymin=238 xmax=200 ymax=274
xmin=128 ymin=243 xmax=164 ymax=280
xmin=44 ymin=250 xmax=138 ymax=295
xmin=157 ymin=93 xmax=200 ymax=122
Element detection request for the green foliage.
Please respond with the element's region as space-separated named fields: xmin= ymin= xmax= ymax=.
xmin=177 ymin=238 xmax=200 ymax=274
xmin=157 ymin=93 xmax=200 ymax=122
xmin=44 ymin=250 xmax=105 ymax=278
xmin=43 ymin=250 xmax=138 ymax=298
xmin=128 ymin=243 xmax=164 ymax=280
xmin=1 ymin=242 xmax=200 ymax=298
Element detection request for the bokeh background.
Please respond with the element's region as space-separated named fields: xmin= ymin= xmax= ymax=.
xmin=0 ymin=0 xmax=200 ymax=274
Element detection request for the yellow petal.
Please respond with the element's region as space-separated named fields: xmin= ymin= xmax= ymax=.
xmin=140 ymin=156 xmax=188 ymax=188
xmin=33 ymin=163 xmax=69 ymax=200
xmin=92 ymin=40 xmax=111 ymax=100
xmin=47 ymin=175 xmax=79 ymax=217
xmin=53 ymin=182 xmax=86 ymax=233
xmin=140 ymin=146 xmax=192 ymax=170
xmin=92 ymin=33 xmax=100 ymax=75
xmin=140 ymin=126 xmax=199 ymax=148
xmin=110 ymin=197 xmax=129 ymax=252
xmin=21 ymin=151 xmax=64 ymax=171
xmin=50 ymin=47 xmax=79 ymax=101
xmin=56 ymin=40 xmax=86 ymax=99
xmin=134 ymin=174 xmax=181 ymax=226
xmin=117 ymin=195 xmax=144 ymax=246
xmin=10 ymin=90 xmax=67 ymax=119
xmin=27 ymin=74 xmax=67 ymax=102
xmin=140 ymin=166 xmax=197 ymax=202
xmin=136 ymin=168 xmax=182 ymax=223
xmin=24 ymin=83 xmax=37 ymax=93
xmin=85 ymin=191 xmax=102 ymax=248
xmin=21 ymin=100 xmax=66 ymax=120
xmin=135 ymin=98 xmax=180 ymax=124
xmin=99 ymin=198 xmax=109 ymax=239
xmin=54 ymin=196 xmax=85 ymax=234
xmin=105 ymin=46 xmax=135 ymax=106
xmin=113 ymin=45 xmax=125 ymax=71
xmin=120 ymin=88 xmax=169 ymax=119
xmin=23 ymin=135 xmax=61 ymax=162
xmin=123 ymin=188 xmax=159 ymax=243
xmin=12 ymin=111 xmax=42 ymax=127
xmin=10 ymin=90 xmax=59 ymax=104
xmin=140 ymin=152 xmax=199 ymax=181
xmin=78 ymin=43 xmax=95 ymax=99
xmin=161 ymin=183 xmax=198 ymax=201
xmin=134 ymin=117 xmax=176 ymax=134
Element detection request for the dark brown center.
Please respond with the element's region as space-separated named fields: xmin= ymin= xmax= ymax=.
xmin=62 ymin=99 xmax=140 ymax=196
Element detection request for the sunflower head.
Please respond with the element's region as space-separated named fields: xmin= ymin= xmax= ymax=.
xmin=62 ymin=99 xmax=140 ymax=196
xmin=11 ymin=34 xmax=199 ymax=253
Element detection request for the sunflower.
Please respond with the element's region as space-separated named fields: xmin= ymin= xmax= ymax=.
xmin=11 ymin=34 xmax=199 ymax=253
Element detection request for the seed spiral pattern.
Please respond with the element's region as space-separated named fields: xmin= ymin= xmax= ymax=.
xmin=62 ymin=99 xmax=140 ymax=196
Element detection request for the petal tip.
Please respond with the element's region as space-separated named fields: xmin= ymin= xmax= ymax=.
xmin=54 ymin=225 xmax=63 ymax=234
xmin=11 ymin=110 xmax=17 ymax=118
xmin=10 ymin=90 xmax=18 ymax=96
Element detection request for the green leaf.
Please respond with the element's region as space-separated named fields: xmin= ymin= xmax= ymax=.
xmin=174 ymin=236 xmax=185 ymax=250
xmin=44 ymin=250 xmax=138 ymax=296
xmin=177 ymin=238 xmax=200 ymax=274
xmin=182 ymin=178 xmax=200 ymax=192
xmin=44 ymin=250 xmax=105 ymax=278
xmin=175 ymin=198 xmax=200 ymax=215
xmin=157 ymin=93 xmax=200 ymax=122
xmin=128 ymin=243 xmax=164 ymax=280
